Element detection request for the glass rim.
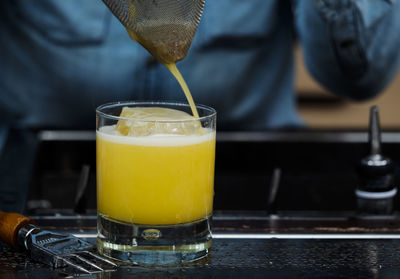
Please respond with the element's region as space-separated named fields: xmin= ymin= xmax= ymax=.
xmin=96 ymin=100 xmax=217 ymax=123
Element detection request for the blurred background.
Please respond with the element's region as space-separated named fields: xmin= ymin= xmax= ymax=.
xmin=295 ymin=45 xmax=400 ymax=129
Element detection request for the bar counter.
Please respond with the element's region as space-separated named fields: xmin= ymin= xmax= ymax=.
xmin=2 ymin=211 xmax=400 ymax=278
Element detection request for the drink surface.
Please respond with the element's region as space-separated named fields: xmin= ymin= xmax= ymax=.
xmin=96 ymin=118 xmax=215 ymax=225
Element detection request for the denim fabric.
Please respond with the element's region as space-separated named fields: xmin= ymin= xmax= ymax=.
xmin=296 ymin=0 xmax=400 ymax=99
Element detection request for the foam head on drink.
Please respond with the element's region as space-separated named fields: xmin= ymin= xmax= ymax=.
xmin=97 ymin=107 xmax=215 ymax=225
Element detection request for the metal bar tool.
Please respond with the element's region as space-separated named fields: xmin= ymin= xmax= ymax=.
xmin=0 ymin=211 xmax=117 ymax=274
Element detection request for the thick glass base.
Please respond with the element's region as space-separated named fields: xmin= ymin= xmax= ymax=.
xmin=97 ymin=214 xmax=212 ymax=266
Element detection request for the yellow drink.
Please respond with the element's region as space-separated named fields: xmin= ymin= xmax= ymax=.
xmin=164 ymin=63 xmax=200 ymax=118
xmin=97 ymin=126 xmax=215 ymax=225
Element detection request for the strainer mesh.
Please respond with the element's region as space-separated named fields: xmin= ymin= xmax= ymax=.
xmin=102 ymin=0 xmax=205 ymax=64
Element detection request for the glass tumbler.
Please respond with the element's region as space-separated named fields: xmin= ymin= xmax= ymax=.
xmin=96 ymin=101 xmax=216 ymax=266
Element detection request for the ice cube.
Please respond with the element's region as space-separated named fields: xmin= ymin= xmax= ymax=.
xmin=115 ymin=107 xmax=202 ymax=136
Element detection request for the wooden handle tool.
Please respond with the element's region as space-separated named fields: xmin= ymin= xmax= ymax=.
xmin=0 ymin=211 xmax=34 ymax=248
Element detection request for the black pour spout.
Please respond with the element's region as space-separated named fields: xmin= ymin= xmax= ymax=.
xmin=355 ymin=106 xmax=396 ymax=215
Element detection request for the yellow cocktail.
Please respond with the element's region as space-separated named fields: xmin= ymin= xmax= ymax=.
xmin=96 ymin=127 xmax=215 ymax=225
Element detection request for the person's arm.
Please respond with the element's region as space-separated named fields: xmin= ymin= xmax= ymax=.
xmin=293 ymin=0 xmax=400 ymax=100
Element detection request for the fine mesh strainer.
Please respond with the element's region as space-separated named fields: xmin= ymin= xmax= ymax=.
xmin=102 ymin=0 xmax=205 ymax=64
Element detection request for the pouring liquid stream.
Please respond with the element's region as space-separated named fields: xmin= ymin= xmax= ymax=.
xmin=164 ymin=63 xmax=199 ymax=119
xmin=126 ymin=28 xmax=200 ymax=119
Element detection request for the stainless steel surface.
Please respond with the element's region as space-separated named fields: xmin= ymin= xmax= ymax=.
xmin=38 ymin=130 xmax=400 ymax=143
xmin=39 ymin=130 xmax=96 ymax=141
xmin=71 ymin=232 xmax=400 ymax=240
